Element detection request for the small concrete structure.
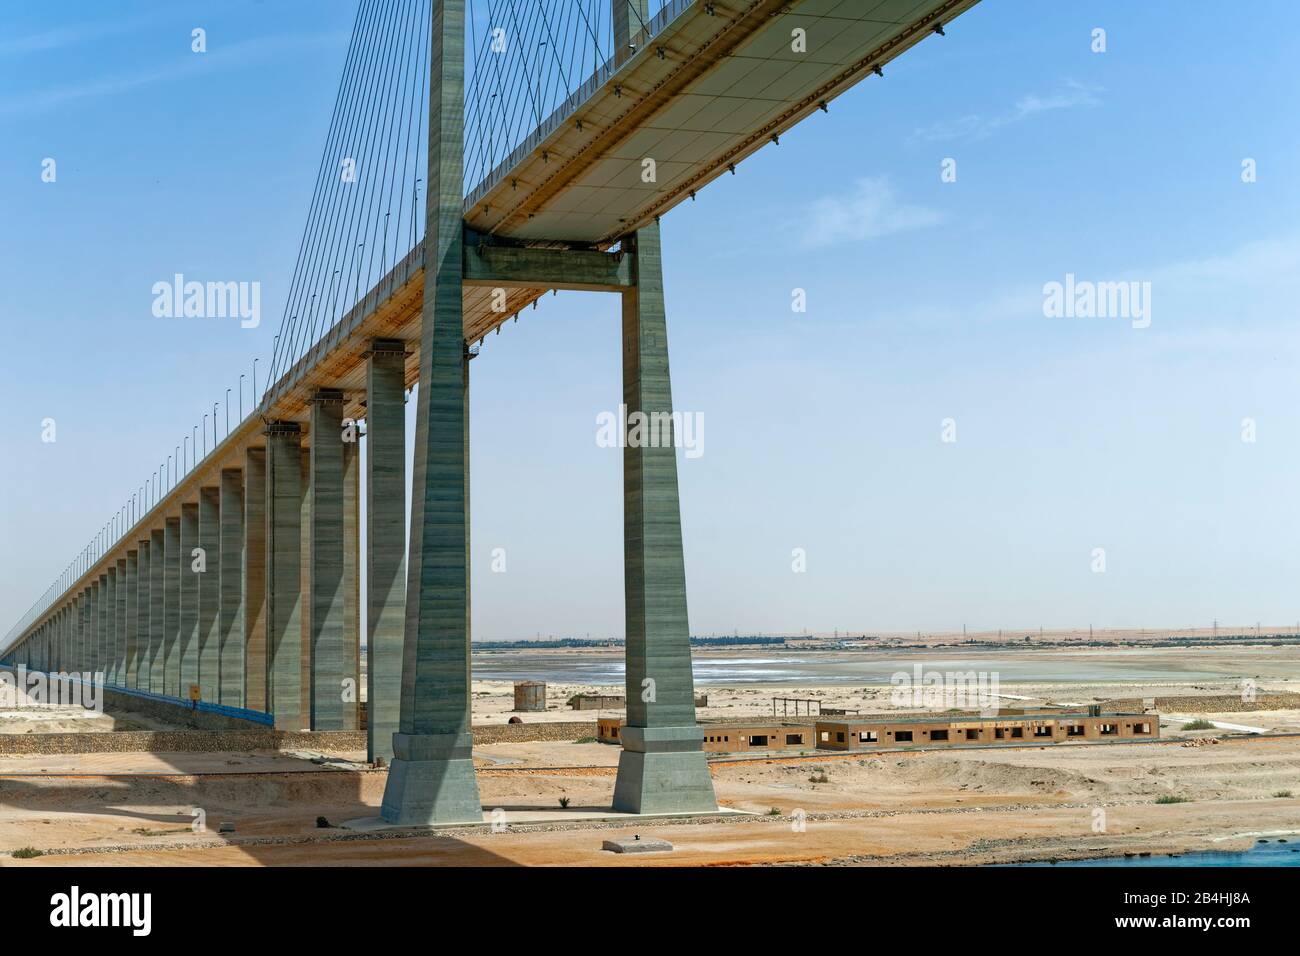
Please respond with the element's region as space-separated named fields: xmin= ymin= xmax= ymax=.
xmin=569 ymin=693 xmax=625 ymax=711
xmin=603 ymin=837 xmax=673 ymax=854
xmin=513 ymin=680 xmax=546 ymax=712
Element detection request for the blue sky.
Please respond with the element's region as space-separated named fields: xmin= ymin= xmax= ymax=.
xmin=2 ymin=0 xmax=1299 ymax=641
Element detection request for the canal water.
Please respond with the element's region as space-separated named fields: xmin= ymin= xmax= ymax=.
xmin=1015 ymin=839 xmax=1300 ymax=867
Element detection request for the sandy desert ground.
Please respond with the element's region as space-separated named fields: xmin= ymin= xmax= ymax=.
xmin=1 ymin=643 xmax=1297 ymax=866
xmin=1 ymin=734 xmax=1298 ymax=866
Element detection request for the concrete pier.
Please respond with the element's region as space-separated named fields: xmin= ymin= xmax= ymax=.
xmin=114 ymin=559 xmax=126 ymax=684
xmin=343 ymin=436 xmax=360 ymax=731
xmin=94 ymin=577 xmax=105 ymax=676
xmin=380 ymin=0 xmax=482 ymax=826
xmin=142 ymin=538 xmax=158 ymax=686
xmin=197 ymin=486 xmax=221 ymax=700
xmin=69 ymin=595 xmax=78 ymax=671
xmin=612 ymin=224 xmax=717 ymax=815
xmin=244 ymin=448 xmax=268 ymax=711
xmin=266 ymin=423 xmax=305 ymax=730
xmin=161 ymin=519 xmax=179 ymax=695
xmin=104 ymin=569 xmax=117 ymax=683
xmin=366 ymin=340 xmax=407 ymax=764
xmin=309 ymin=392 xmax=347 ymax=730
xmin=177 ymin=505 xmax=198 ymax=697
xmin=219 ymin=468 xmax=245 ymax=707
xmin=125 ymin=550 xmax=138 ymax=687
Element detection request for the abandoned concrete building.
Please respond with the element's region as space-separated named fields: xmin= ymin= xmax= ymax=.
xmin=815 ymin=708 xmax=1159 ymax=751
xmin=597 ymin=717 xmax=814 ymax=753
xmin=597 ymin=707 xmax=1158 ymax=755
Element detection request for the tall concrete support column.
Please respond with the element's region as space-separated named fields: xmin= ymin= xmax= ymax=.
xmin=83 ymin=587 xmax=91 ymax=672
xmin=343 ymin=433 xmax=361 ymax=731
xmin=83 ymin=582 xmax=93 ymax=673
xmin=197 ymin=487 xmax=221 ymax=701
xmin=76 ymin=591 xmax=85 ymax=672
xmin=91 ymin=577 xmax=103 ymax=676
xmin=266 ymin=423 xmax=306 ymax=730
xmin=83 ymin=589 xmax=93 ymax=671
xmin=219 ymin=469 xmax=246 ymax=707
xmin=300 ymin=447 xmax=312 ymax=722
xmin=150 ymin=527 xmax=167 ymax=694
xmin=104 ymin=568 xmax=117 ymax=685
xmin=309 ymin=392 xmax=347 ymax=730
xmin=366 ymin=340 xmax=408 ymax=764
xmin=140 ymin=538 xmax=156 ymax=690
xmin=100 ymin=573 xmax=110 ymax=676
xmin=124 ymin=551 xmax=138 ymax=688
xmin=73 ymin=594 xmax=83 ymax=671
xmin=381 ymin=0 xmax=482 ymax=826
xmin=244 ymin=449 xmax=268 ymax=711
xmin=176 ymin=507 xmax=197 ymax=698
xmin=100 ymin=573 xmax=111 ymax=676
xmin=114 ymin=558 xmax=127 ymax=684
xmin=103 ymin=568 xmax=114 ymax=682
xmin=611 ymin=224 xmax=717 ymax=814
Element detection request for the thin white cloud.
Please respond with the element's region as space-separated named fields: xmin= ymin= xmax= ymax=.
xmin=0 ymin=22 xmax=131 ymax=56
xmin=1 ymin=31 xmax=347 ymax=119
xmin=800 ymin=177 xmax=943 ymax=248
xmin=911 ymin=81 xmax=1103 ymax=143
xmin=893 ymin=233 xmax=1300 ymax=354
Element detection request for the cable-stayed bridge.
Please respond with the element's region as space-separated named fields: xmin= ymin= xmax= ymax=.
xmin=2 ymin=0 xmax=979 ymax=824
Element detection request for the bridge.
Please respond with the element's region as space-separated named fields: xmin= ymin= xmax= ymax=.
xmin=2 ymin=0 xmax=980 ymax=825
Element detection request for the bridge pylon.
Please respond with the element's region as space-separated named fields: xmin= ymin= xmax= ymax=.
xmin=380 ymin=0 xmax=482 ymax=826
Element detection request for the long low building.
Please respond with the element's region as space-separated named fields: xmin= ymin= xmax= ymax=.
xmin=598 ymin=717 xmax=814 ymax=753
xmin=815 ymin=709 xmax=1159 ymax=751
xmin=598 ymin=707 xmax=1159 ymax=755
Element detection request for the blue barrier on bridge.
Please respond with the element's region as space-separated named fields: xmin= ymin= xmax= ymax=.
xmin=0 ymin=662 xmax=275 ymax=726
